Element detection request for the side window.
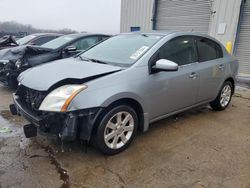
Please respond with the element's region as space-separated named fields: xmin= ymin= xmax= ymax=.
xmin=32 ymin=36 xmax=56 ymax=46
xmin=196 ymin=37 xmax=223 ymax=62
xmin=154 ymin=36 xmax=197 ymax=66
xmin=71 ymin=36 xmax=99 ymax=51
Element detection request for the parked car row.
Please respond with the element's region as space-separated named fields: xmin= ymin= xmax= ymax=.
xmin=1 ymin=31 xmax=238 ymax=155
xmin=0 ymin=33 xmax=62 ymax=50
xmin=0 ymin=33 xmax=109 ymax=86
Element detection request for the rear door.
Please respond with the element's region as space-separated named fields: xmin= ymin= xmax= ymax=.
xmin=147 ymin=36 xmax=200 ymax=119
xmin=195 ymin=37 xmax=225 ymax=102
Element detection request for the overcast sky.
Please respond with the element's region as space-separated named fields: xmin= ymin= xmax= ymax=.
xmin=0 ymin=0 xmax=121 ymax=34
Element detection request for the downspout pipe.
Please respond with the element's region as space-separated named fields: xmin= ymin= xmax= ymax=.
xmin=152 ymin=0 xmax=158 ymax=30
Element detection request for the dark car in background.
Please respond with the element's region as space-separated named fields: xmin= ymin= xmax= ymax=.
xmin=16 ymin=33 xmax=63 ymax=46
xmin=0 ymin=33 xmax=110 ymax=86
xmin=0 ymin=33 xmax=62 ymax=50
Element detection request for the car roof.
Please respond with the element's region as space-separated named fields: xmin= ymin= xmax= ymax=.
xmin=31 ymin=33 xmax=64 ymax=37
xmin=121 ymin=31 xmax=173 ymax=36
xmin=120 ymin=31 xmax=220 ymax=44
xmin=121 ymin=30 xmax=211 ymax=37
xmin=63 ymin=33 xmax=110 ymax=38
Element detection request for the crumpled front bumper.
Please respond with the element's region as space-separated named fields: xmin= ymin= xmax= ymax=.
xmin=10 ymin=93 xmax=103 ymax=141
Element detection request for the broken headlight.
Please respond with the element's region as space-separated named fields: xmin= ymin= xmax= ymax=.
xmin=15 ymin=59 xmax=22 ymax=69
xmin=39 ymin=85 xmax=87 ymax=112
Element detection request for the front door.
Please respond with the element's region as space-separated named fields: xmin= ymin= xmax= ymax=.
xmin=146 ymin=36 xmax=200 ymax=119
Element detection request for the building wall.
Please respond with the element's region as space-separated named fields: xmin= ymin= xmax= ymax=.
xmin=120 ymin=0 xmax=154 ymax=32
xmin=209 ymin=0 xmax=242 ymax=47
xmin=121 ymin=0 xmax=242 ymax=48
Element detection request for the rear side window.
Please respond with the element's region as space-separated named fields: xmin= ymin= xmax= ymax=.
xmin=152 ymin=36 xmax=197 ymax=66
xmin=196 ymin=37 xmax=223 ymax=62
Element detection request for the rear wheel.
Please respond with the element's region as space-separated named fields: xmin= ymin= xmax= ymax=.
xmin=94 ymin=105 xmax=138 ymax=155
xmin=210 ymin=81 xmax=233 ymax=111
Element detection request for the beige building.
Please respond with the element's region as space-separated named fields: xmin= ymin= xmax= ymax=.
xmin=120 ymin=0 xmax=250 ymax=77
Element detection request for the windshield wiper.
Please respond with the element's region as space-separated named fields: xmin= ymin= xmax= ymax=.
xmin=78 ymin=56 xmax=107 ymax=64
xmin=78 ymin=56 xmax=91 ymax=62
xmin=89 ymin=58 xmax=107 ymax=64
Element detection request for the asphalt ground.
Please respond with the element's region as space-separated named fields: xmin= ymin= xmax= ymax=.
xmin=0 ymin=85 xmax=249 ymax=188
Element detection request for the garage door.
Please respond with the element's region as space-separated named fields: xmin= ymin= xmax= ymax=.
xmin=234 ymin=0 xmax=250 ymax=77
xmin=155 ymin=0 xmax=212 ymax=33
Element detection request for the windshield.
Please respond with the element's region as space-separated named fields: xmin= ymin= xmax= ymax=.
xmin=16 ymin=35 xmax=36 ymax=45
xmin=80 ymin=34 xmax=162 ymax=66
xmin=41 ymin=35 xmax=77 ymax=49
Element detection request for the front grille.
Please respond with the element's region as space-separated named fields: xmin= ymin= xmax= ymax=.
xmin=16 ymin=85 xmax=47 ymax=111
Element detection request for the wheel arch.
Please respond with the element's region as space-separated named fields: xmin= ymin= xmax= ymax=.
xmin=92 ymin=97 xmax=145 ymax=136
xmin=225 ymin=77 xmax=235 ymax=94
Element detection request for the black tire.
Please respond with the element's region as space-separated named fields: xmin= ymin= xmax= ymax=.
xmin=210 ymin=81 xmax=233 ymax=111
xmin=94 ymin=105 xmax=138 ymax=155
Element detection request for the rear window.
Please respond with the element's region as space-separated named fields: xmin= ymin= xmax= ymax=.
xmin=32 ymin=36 xmax=57 ymax=46
xmin=16 ymin=35 xmax=36 ymax=45
xmin=196 ymin=37 xmax=223 ymax=62
xmin=41 ymin=35 xmax=77 ymax=49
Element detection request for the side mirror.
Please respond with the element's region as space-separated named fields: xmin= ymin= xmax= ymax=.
xmin=65 ymin=46 xmax=77 ymax=52
xmin=152 ymin=59 xmax=178 ymax=72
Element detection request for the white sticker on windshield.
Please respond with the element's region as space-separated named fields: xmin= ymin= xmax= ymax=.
xmin=130 ymin=46 xmax=149 ymax=60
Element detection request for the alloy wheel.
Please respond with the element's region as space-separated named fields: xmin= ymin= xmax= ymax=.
xmin=220 ymin=84 xmax=232 ymax=108
xmin=104 ymin=111 xmax=134 ymax=149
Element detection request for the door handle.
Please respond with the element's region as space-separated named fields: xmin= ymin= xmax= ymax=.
xmin=218 ymin=64 xmax=224 ymax=69
xmin=189 ymin=72 xmax=198 ymax=79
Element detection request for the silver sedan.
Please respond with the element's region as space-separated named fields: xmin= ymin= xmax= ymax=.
xmin=10 ymin=32 xmax=239 ymax=155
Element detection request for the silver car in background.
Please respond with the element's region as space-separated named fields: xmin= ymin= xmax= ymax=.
xmin=10 ymin=32 xmax=239 ymax=155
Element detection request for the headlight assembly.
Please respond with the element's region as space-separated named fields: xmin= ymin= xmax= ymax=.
xmin=39 ymin=84 xmax=87 ymax=112
xmin=15 ymin=59 xmax=22 ymax=69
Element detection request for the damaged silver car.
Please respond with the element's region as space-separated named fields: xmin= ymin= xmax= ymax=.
xmin=10 ymin=32 xmax=238 ymax=155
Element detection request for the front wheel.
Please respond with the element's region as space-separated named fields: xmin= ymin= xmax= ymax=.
xmin=210 ymin=81 xmax=233 ymax=111
xmin=94 ymin=105 xmax=138 ymax=155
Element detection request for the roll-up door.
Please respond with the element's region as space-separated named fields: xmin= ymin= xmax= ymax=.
xmin=155 ymin=0 xmax=212 ymax=33
xmin=235 ymin=0 xmax=250 ymax=77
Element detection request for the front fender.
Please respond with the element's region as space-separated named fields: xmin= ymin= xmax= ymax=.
xmin=101 ymin=92 xmax=146 ymax=110
xmin=68 ymin=90 xmax=149 ymax=132
xmin=68 ymin=90 xmax=147 ymax=113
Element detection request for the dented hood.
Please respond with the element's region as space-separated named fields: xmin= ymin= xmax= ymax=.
xmin=18 ymin=58 xmax=122 ymax=91
xmin=0 ymin=45 xmax=53 ymax=63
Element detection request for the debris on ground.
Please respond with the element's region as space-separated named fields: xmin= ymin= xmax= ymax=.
xmin=0 ymin=127 xmax=12 ymax=133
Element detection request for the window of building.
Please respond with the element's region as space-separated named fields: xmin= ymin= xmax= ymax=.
xmin=130 ymin=27 xmax=141 ymax=32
